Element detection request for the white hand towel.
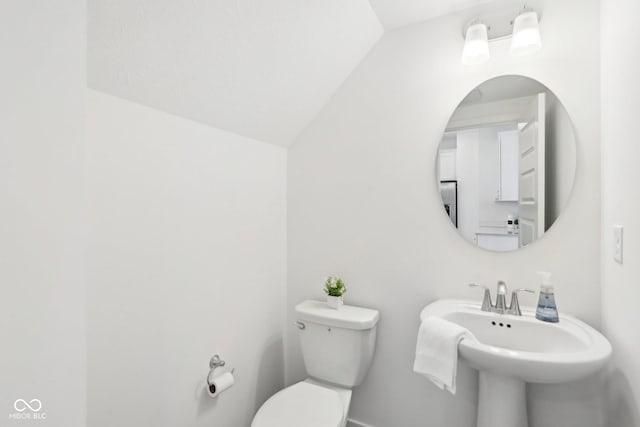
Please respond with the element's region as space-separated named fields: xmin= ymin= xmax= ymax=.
xmin=413 ymin=316 xmax=476 ymax=394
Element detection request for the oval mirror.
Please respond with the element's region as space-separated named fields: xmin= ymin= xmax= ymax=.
xmin=437 ymin=76 xmax=576 ymax=252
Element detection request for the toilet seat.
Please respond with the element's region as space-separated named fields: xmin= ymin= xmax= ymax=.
xmin=251 ymin=381 xmax=344 ymax=427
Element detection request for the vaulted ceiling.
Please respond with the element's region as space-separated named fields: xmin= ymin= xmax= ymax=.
xmin=88 ymin=0 xmax=499 ymax=147
xmin=369 ymin=0 xmax=497 ymax=30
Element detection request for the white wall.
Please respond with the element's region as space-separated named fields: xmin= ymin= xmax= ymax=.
xmin=0 ymin=2 xmax=86 ymax=426
xmin=601 ymin=0 xmax=640 ymax=426
xmin=86 ymin=91 xmax=287 ymax=427
xmin=287 ymin=1 xmax=602 ymax=426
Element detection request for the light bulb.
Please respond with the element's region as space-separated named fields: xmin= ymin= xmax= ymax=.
xmin=511 ymin=11 xmax=542 ymax=56
xmin=462 ymin=22 xmax=490 ymax=65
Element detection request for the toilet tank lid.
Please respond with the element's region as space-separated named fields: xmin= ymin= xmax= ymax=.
xmin=295 ymin=300 xmax=379 ymax=330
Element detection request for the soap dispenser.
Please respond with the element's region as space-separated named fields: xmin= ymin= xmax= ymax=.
xmin=535 ymin=271 xmax=559 ymax=323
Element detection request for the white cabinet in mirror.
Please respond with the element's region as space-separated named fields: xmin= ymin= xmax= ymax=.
xmin=437 ymin=75 xmax=576 ymax=252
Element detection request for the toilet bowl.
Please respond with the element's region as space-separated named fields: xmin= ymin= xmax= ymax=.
xmin=251 ymin=300 xmax=379 ymax=427
xmin=251 ymin=379 xmax=351 ymax=427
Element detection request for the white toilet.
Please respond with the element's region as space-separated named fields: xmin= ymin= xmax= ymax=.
xmin=252 ymin=300 xmax=380 ymax=427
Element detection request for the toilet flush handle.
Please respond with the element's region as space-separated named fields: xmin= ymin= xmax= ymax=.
xmin=293 ymin=321 xmax=306 ymax=330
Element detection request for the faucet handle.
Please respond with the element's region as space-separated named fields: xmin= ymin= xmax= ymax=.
xmin=468 ymin=283 xmax=493 ymax=312
xmin=513 ymin=288 xmax=535 ymax=294
xmin=507 ymin=288 xmax=536 ymax=316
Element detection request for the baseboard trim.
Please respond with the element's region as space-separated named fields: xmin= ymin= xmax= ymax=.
xmin=347 ymin=418 xmax=376 ymax=427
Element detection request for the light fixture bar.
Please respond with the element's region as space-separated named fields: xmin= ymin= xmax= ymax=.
xmin=460 ymin=6 xmax=542 ymax=65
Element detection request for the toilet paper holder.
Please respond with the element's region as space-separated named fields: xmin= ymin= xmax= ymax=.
xmin=209 ymin=354 xmax=226 ymax=370
xmin=207 ymin=354 xmax=234 ymax=387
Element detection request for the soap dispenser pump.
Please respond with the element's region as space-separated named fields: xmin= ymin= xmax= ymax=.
xmin=535 ymin=271 xmax=559 ymax=323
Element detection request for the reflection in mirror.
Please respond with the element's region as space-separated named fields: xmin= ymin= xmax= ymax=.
xmin=437 ymin=76 xmax=576 ymax=252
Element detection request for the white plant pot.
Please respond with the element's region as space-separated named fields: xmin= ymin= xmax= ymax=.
xmin=326 ymin=295 xmax=343 ymax=309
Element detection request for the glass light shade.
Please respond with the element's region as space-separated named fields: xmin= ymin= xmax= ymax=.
xmin=510 ymin=11 xmax=542 ymax=56
xmin=462 ymin=23 xmax=490 ymax=65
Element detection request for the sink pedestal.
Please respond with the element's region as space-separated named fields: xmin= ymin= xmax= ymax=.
xmin=477 ymin=372 xmax=527 ymax=427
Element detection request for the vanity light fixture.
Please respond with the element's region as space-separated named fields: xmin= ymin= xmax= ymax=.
xmin=510 ymin=8 xmax=542 ymax=56
xmin=461 ymin=5 xmax=542 ymax=65
xmin=461 ymin=21 xmax=490 ymax=65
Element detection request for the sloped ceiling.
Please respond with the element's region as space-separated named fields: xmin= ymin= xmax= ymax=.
xmin=369 ymin=0 xmax=498 ymax=30
xmin=88 ymin=1 xmax=504 ymax=147
xmin=88 ymin=0 xmax=384 ymax=147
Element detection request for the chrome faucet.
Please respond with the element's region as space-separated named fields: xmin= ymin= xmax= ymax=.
xmin=469 ymin=282 xmax=534 ymax=316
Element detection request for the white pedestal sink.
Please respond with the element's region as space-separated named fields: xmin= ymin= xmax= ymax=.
xmin=420 ymin=300 xmax=612 ymax=427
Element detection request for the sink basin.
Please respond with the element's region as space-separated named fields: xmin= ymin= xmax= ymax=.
xmin=421 ymin=299 xmax=611 ymax=383
xmin=420 ymin=299 xmax=612 ymax=427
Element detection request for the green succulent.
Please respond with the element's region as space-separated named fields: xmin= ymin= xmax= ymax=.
xmin=324 ymin=276 xmax=347 ymax=297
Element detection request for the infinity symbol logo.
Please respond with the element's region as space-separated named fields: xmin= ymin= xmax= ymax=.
xmin=14 ymin=399 xmax=42 ymax=412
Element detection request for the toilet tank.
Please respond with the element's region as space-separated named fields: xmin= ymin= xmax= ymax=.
xmin=295 ymin=300 xmax=379 ymax=388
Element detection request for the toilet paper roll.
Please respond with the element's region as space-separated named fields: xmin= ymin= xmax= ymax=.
xmin=207 ymin=371 xmax=234 ymax=397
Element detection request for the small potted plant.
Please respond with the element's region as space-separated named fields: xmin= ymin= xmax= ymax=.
xmin=324 ymin=276 xmax=347 ymax=309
